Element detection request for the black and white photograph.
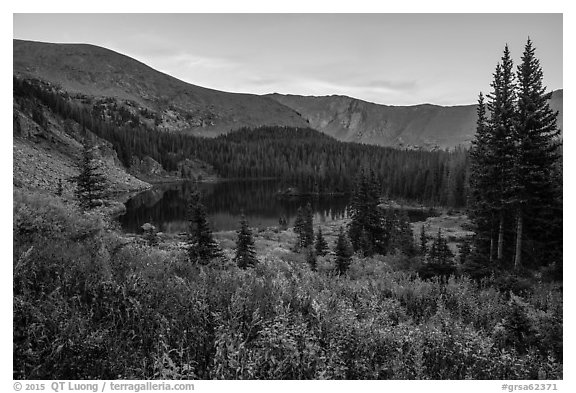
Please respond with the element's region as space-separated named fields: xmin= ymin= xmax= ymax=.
xmin=11 ymin=8 xmax=564 ymax=385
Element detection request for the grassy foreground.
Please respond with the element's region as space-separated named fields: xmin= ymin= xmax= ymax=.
xmin=13 ymin=190 xmax=562 ymax=380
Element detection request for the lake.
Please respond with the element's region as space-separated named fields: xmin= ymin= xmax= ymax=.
xmin=118 ymin=179 xmax=438 ymax=234
xmin=118 ymin=179 xmax=350 ymax=233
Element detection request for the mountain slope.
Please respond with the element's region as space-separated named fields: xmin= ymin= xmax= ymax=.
xmin=13 ymin=39 xmax=308 ymax=136
xmin=267 ymin=90 xmax=563 ymax=149
xmin=13 ymin=89 xmax=150 ymax=198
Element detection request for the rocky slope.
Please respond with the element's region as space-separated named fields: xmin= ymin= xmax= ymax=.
xmin=267 ymin=90 xmax=563 ymax=149
xmin=13 ymin=94 xmax=150 ymax=198
xmin=13 ymin=39 xmax=308 ymax=136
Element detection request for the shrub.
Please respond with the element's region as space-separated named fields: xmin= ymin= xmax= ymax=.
xmin=13 ymin=189 xmax=563 ymax=380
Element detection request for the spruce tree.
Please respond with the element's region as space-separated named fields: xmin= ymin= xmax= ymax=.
xmin=427 ymin=229 xmax=454 ymax=265
xmin=488 ymin=45 xmax=517 ymax=264
xmin=470 ymin=45 xmax=518 ymax=266
xmin=359 ymin=229 xmax=374 ymax=257
xmin=419 ymin=224 xmax=428 ymax=256
xmin=335 ymin=226 xmax=353 ymax=275
xmin=390 ymin=211 xmax=417 ymax=256
xmin=512 ymin=38 xmax=562 ymax=269
xmin=365 ymin=169 xmax=385 ymax=252
xmin=304 ymin=202 xmax=314 ymax=247
xmin=306 ymin=247 xmax=317 ymax=272
xmin=186 ymin=190 xmax=221 ymax=265
xmin=234 ymin=215 xmax=257 ymax=269
xmin=420 ymin=229 xmax=456 ymax=281
xmin=348 ymin=170 xmax=368 ymax=251
xmin=348 ymin=169 xmax=385 ymax=256
xmin=469 ymin=93 xmax=498 ymax=264
xmin=469 ymin=40 xmax=562 ymax=272
xmin=293 ymin=207 xmax=305 ymax=248
xmin=314 ymin=227 xmax=329 ymax=256
xmin=74 ymin=144 xmax=107 ymax=211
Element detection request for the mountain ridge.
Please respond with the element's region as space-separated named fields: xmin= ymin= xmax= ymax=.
xmin=13 ymin=39 xmax=562 ymax=149
xmin=13 ymin=39 xmax=309 ymax=136
xmin=266 ymin=90 xmax=563 ymax=149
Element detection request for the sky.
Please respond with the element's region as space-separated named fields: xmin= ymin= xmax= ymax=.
xmin=13 ymin=13 xmax=562 ymax=106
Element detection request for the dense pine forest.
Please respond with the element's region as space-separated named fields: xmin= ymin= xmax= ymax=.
xmin=13 ymin=76 xmax=469 ymax=207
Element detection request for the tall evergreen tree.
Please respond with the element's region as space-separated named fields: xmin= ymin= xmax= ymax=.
xmin=292 ymin=203 xmax=314 ymax=249
xmin=348 ymin=170 xmax=385 ymax=256
xmin=74 ymin=144 xmax=107 ymax=211
xmin=469 ymin=40 xmax=562 ymax=273
xmin=419 ymin=224 xmax=428 ymax=256
xmin=512 ymin=38 xmax=562 ymax=269
xmin=427 ymin=229 xmax=454 ymax=265
xmin=359 ymin=229 xmax=374 ymax=257
xmin=470 ymin=45 xmax=517 ymax=267
xmin=234 ymin=215 xmax=257 ymax=269
xmin=303 ymin=202 xmax=314 ymax=247
xmin=469 ymin=93 xmax=497 ymax=264
xmin=294 ymin=206 xmax=305 ymax=240
xmin=335 ymin=226 xmax=353 ymax=275
xmin=419 ymin=229 xmax=456 ymax=280
xmin=488 ymin=45 xmax=517 ymax=263
xmin=314 ymin=227 xmax=329 ymax=256
xmin=306 ymin=247 xmax=318 ymax=272
xmin=186 ymin=190 xmax=221 ymax=265
xmin=348 ymin=169 xmax=368 ymax=251
xmin=366 ymin=169 xmax=385 ymax=250
xmin=389 ymin=211 xmax=417 ymax=256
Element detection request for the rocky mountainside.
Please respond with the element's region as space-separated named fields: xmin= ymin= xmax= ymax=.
xmin=267 ymin=90 xmax=563 ymax=149
xmin=13 ymin=39 xmax=308 ymax=136
xmin=13 ymin=92 xmax=151 ymax=199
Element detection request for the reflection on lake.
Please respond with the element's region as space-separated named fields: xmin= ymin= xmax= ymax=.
xmin=119 ymin=180 xmax=350 ymax=233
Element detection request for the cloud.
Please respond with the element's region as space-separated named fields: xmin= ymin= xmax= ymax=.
xmin=361 ymin=79 xmax=417 ymax=92
xmin=246 ymin=76 xmax=288 ymax=87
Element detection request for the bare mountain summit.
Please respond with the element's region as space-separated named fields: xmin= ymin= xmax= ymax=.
xmin=13 ymin=39 xmax=308 ymax=136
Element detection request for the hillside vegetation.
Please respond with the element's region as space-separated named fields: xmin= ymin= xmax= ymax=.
xmin=13 ymin=83 xmax=150 ymax=197
xmin=14 ymin=190 xmax=562 ymax=379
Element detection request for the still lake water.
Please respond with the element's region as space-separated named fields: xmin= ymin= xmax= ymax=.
xmin=118 ymin=179 xmax=350 ymax=234
xmin=118 ymin=179 xmax=437 ymax=234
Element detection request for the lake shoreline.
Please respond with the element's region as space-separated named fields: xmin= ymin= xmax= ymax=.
xmin=117 ymin=178 xmax=351 ymax=234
